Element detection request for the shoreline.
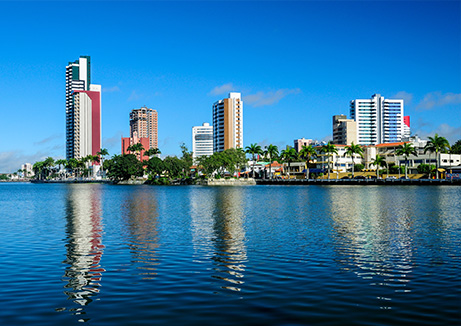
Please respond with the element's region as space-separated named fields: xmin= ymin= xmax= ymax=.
xmin=14 ymin=178 xmax=460 ymax=186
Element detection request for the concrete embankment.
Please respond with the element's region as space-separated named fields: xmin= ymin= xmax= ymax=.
xmin=200 ymin=178 xmax=256 ymax=186
xmin=256 ymin=179 xmax=461 ymax=186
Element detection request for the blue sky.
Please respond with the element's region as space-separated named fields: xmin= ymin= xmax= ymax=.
xmin=0 ymin=0 xmax=460 ymax=172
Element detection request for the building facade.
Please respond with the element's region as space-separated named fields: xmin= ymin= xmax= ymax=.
xmin=332 ymin=115 xmax=357 ymax=145
xmin=294 ymin=138 xmax=314 ymax=152
xmin=129 ymin=107 xmax=158 ymax=150
xmin=192 ymin=123 xmax=213 ymax=159
xmin=212 ymin=92 xmax=243 ymax=152
xmin=121 ymin=132 xmax=150 ymax=162
xmin=350 ymin=94 xmax=404 ymax=145
xmin=66 ymin=56 xmax=101 ymax=160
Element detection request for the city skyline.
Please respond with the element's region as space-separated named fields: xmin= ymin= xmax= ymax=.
xmin=0 ymin=1 xmax=460 ymax=172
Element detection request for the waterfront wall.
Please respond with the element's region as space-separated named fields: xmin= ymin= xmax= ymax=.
xmin=201 ymin=178 xmax=256 ymax=186
xmin=256 ymin=179 xmax=461 ymax=186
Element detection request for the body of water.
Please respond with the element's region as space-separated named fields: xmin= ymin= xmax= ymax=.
xmin=0 ymin=183 xmax=459 ymax=325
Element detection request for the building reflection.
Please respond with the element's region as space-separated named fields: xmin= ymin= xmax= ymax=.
xmin=327 ymin=187 xmax=415 ymax=308
xmin=62 ymin=184 xmax=105 ymax=316
xmin=190 ymin=187 xmax=247 ymax=292
xmin=120 ymin=188 xmax=159 ymax=280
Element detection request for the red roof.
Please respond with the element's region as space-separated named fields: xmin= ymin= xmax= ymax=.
xmin=375 ymin=141 xmax=408 ymax=148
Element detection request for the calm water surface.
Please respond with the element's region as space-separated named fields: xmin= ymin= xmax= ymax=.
xmin=0 ymin=183 xmax=460 ymax=325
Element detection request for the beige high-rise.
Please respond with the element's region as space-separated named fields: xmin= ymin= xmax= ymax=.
xmin=212 ymin=92 xmax=243 ymax=152
xmin=129 ymin=106 xmax=158 ymax=149
xmin=332 ymin=114 xmax=357 ymax=145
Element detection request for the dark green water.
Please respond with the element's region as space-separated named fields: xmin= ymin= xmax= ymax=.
xmin=0 ymin=183 xmax=459 ymax=325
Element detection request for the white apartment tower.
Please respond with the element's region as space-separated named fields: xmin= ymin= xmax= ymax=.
xmin=192 ymin=123 xmax=213 ymax=159
xmin=66 ymin=56 xmax=101 ymax=160
xmin=350 ymin=94 xmax=404 ymax=145
xmin=212 ymin=92 xmax=243 ymax=152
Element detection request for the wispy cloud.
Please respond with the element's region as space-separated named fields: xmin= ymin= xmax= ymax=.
xmin=128 ymin=90 xmax=142 ymax=101
xmin=415 ymin=91 xmax=461 ymax=111
xmin=102 ymin=131 xmax=124 ymax=155
xmin=209 ymin=83 xmax=235 ymax=96
xmin=244 ymin=88 xmax=301 ymax=107
xmin=33 ymin=133 xmax=63 ymax=146
xmin=103 ymin=86 xmax=120 ymax=93
xmin=391 ymin=91 xmax=413 ymax=105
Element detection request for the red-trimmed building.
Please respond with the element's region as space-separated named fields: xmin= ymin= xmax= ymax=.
xmin=121 ymin=132 xmax=150 ymax=162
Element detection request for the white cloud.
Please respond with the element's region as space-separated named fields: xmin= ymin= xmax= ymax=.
xmin=391 ymin=91 xmax=413 ymax=105
xmin=0 ymin=151 xmax=50 ymax=173
xmin=33 ymin=133 xmax=64 ymax=146
xmin=412 ymin=123 xmax=461 ymax=144
xmin=209 ymin=83 xmax=235 ymax=96
xmin=415 ymin=91 xmax=461 ymax=111
xmin=103 ymin=86 xmax=120 ymax=93
xmin=244 ymin=88 xmax=301 ymax=107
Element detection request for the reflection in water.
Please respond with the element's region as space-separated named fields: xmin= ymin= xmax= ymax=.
xmin=62 ymin=185 xmax=105 ymax=320
xmin=190 ymin=188 xmax=247 ymax=292
xmin=328 ymin=187 xmax=415 ymax=308
xmin=121 ymin=188 xmax=159 ymax=280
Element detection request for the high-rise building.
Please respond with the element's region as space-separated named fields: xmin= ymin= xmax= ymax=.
xmin=403 ymin=116 xmax=411 ymax=138
xmin=129 ymin=106 xmax=158 ymax=150
xmin=66 ymin=56 xmax=101 ymax=160
xmin=332 ymin=115 xmax=357 ymax=145
xmin=212 ymin=92 xmax=243 ymax=153
xmin=294 ymin=138 xmax=313 ymax=152
xmin=192 ymin=123 xmax=213 ymax=159
xmin=350 ymin=94 xmax=404 ymax=145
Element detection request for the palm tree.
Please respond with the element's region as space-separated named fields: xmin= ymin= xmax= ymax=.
xmin=43 ymin=157 xmax=55 ymax=179
xmin=424 ymin=134 xmax=450 ymax=179
xmin=245 ymin=143 xmax=263 ymax=178
xmin=55 ymin=159 xmax=68 ymax=180
xmin=66 ymin=158 xmax=79 ymax=178
xmin=320 ymin=142 xmax=338 ymax=180
xmin=344 ymin=142 xmax=364 ymax=178
xmin=299 ymin=145 xmax=317 ymax=179
xmin=144 ymin=148 xmax=161 ymax=158
xmin=396 ymin=143 xmax=418 ymax=179
xmin=97 ymin=148 xmax=109 ymax=178
xmin=280 ymin=147 xmax=298 ymax=178
xmin=371 ymin=155 xmax=387 ymax=179
xmin=264 ymin=144 xmax=279 ymax=179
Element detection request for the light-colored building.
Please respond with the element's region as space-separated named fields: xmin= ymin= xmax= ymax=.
xmin=212 ymin=92 xmax=243 ymax=152
xmin=192 ymin=123 xmax=213 ymax=159
xmin=350 ymin=94 xmax=404 ymax=145
xmin=129 ymin=106 xmax=158 ymax=150
xmin=66 ymin=56 xmax=101 ymax=160
xmin=21 ymin=163 xmax=34 ymax=177
xmin=294 ymin=138 xmax=313 ymax=152
xmin=332 ymin=115 xmax=357 ymax=145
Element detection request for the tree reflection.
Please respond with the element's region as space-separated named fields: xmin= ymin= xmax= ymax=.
xmin=62 ymin=184 xmax=105 ymax=319
xmin=190 ymin=187 xmax=248 ymax=293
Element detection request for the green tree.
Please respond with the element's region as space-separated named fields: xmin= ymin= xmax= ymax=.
xmin=451 ymin=139 xmax=461 ymax=154
xmin=264 ymin=144 xmax=279 ymax=179
xmin=396 ymin=143 xmax=418 ymax=179
xmin=144 ymin=148 xmax=161 ymax=158
xmin=280 ymin=147 xmax=298 ymax=178
xmin=320 ymin=142 xmax=338 ymax=180
xmin=344 ymin=142 xmax=363 ymax=178
xmin=371 ymin=155 xmax=387 ymax=179
xmin=105 ymin=154 xmax=144 ymax=182
xmin=97 ymin=148 xmax=109 ymax=178
xmin=163 ymin=156 xmax=188 ymax=179
xmin=145 ymin=157 xmax=165 ymax=178
xmin=245 ymin=143 xmax=263 ymax=178
xmin=127 ymin=143 xmax=145 ymax=159
xmin=55 ymin=159 xmax=68 ymax=179
xmin=417 ymin=163 xmax=436 ymax=175
xmin=424 ymin=134 xmax=450 ymax=179
xmin=180 ymin=143 xmax=193 ymax=169
xmin=32 ymin=161 xmax=45 ymax=180
xmin=299 ymin=145 xmax=317 ymax=179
